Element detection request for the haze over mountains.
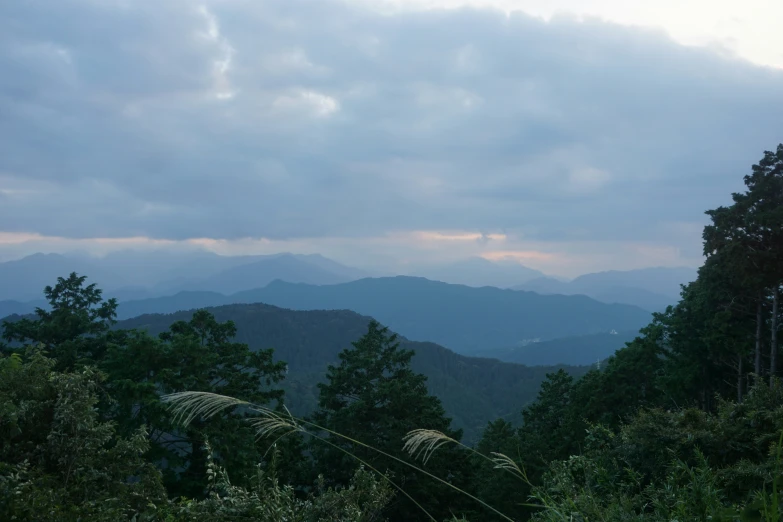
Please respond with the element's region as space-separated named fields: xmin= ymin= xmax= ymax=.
xmin=85 ymin=277 xmax=649 ymax=354
xmin=514 ymin=266 xmax=697 ymax=312
xmin=1 ymin=251 xmax=695 ymax=308
xmin=0 ymin=251 xmax=370 ymax=302
xmin=0 ymin=250 xmax=695 ymax=362
xmin=407 ymin=256 xmax=546 ymax=288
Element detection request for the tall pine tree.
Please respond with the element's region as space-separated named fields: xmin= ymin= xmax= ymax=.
xmin=312 ymin=320 xmax=473 ymax=521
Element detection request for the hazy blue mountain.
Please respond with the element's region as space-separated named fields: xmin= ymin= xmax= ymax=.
xmin=84 ymin=249 xmax=230 ymax=287
xmin=105 ymin=286 xmax=159 ymax=302
xmin=409 ymin=257 xmax=546 ymax=288
xmin=587 ymin=286 xmax=676 ymax=312
xmin=291 ymin=253 xmax=373 ymax=280
xmin=570 ymin=267 xmax=698 ymax=298
xmin=238 ymin=277 xmax=651 ymax=353
xmin=474 ymin=330 xmax=640 ymax=366
xmin=113 ymin=291 xmax=231 ymax=319
xmin=89 ymin=276 xmax=651 ymax=354
xmin=513 ymin=266 xmax=697 ymax=311
xmin=87 ymin=250 xmax=369 ymax=291
xmin=0 ymin=299 xmax=45 ymax=319
xmin=176 ymin=254 xmax=357 ymax=294
xmin=0 ymin=253 xmax=125 ymax=301
xmin=518 ymin=276 xmax=571 ymax=294
xmin=116 ymin=303 xmax=590 ymax=442
xmin=1 ymin=250 xmax=368 ymax=301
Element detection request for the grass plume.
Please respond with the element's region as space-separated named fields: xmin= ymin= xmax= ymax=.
xmin=162 ymin=390 xmax=525 ymax=522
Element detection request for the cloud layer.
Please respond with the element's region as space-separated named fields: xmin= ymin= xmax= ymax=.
xmin=1 ymin=0 xmax=782 ymax=273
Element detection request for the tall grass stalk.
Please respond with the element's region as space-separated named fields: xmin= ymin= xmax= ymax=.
xmin=162 ymin=391 xmax=523 ymax=522
xmin=760 ymin=430 xmax=783 ymax=522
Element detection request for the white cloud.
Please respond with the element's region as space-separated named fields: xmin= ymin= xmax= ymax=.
xmin=348 ymin=0 xmax=783 ymax=69
xmin=264 ymin=49 xmax=331 ymax=76
xmin=272 ymin=89 xmax=340 ymax=117
xmin=197 ymin=5 xmax=236 ymax=100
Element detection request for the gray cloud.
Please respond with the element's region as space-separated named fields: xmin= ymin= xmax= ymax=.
xmin=1 ymin=0 xmax=781 ymax=252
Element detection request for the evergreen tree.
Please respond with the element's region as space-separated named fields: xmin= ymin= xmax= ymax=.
xmin=312 ymin=320 xmax=472 ymax=521
xmin=704 ymin=144 xmax=783 ymax=384
xmin=2 ymin=272 xmax=120 ymax=370
xmin=741 ymin=145 xmax=783 ymax=381
xmin=469 ymin=419 xmax=526 ymax=521
xmin=103 ymin=309 xmax=289 ymax=499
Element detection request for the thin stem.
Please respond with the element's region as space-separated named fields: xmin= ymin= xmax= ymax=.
xmin=163 ymin=392 xmax=517 ymax=522
xmin=284 ymin=417 xmax=518 ymax=521
xmin=309 ymin=431 xmax=437 ymax=522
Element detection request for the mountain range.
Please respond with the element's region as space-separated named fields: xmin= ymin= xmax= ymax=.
xmin=0 ymin=251 xmax=370 ymax=302
xmin=407 ymin=256 xmax=546 ymax=288
xmin=1 ymin=252 xmax=698 ymax=313
xmin=0 ymin=276 xmax=651 ymax=356
xmin=513 ymin=266 xmax=698 ymax=312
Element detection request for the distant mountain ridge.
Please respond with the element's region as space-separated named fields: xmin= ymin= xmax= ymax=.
xmin=0 ymin=299 xmax=46 ymax=319
xmin=0 ymin=276 xmax=654 ymax=356
xmin=408 ymin=256 xmax=546 ymax=288
xmin=514 ymin=266 xmax=697 ymax=312
xmin=242 ymin=277 xmax=652 ymax=353
xmin=0 ymin=251 xmax=697 ymax=312
xmin=0 ymin=253 xmax=123 ymax=302
xmin=0 ymin=251 xmax=368 ymax=301
xmin=172 ymin=255 xmax=353 ymax=294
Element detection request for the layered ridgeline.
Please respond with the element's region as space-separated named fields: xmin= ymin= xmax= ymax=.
xmin=75 ymin=276 xmax=652 ymax=356
xmin=514 ymin=266 xmax=697 ymax=312
xmin=117 ymin=303 xmax=590 ymax=442
xmin=0 ymin=251 xmax=370 ymax=302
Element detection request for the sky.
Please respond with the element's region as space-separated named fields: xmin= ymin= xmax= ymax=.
xmin=1 ymin=0 xmax=782 ymax=277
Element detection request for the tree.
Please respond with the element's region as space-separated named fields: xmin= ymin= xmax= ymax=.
xmin=704 ymin=201 xmax=768 ymax=381
xmin=704 ymin=144 xmax=783 ymax=384
xmin=312 ymin=320 xmax=472 ymax=521
xmin=0 ymin=349 xmax=394 ymax=521
xmin=2 ymin=272 xmax=120 ymax=370
xmin=657 ymin=271 xmax=757 ymax=410
xmin=741 ymin=145 xmax=783 ymax=382
xmin=470 ymin=419 xmax=526 ymax=521
xmin=576 ymin=322 xmax=667 ymax=427
xmin=0 ymin=349 xmax=167 ymax=521
xmin=102 ymin=309 xmax=288 ymax=499
xmin=519 ymin=370 xmax=582 ymax=464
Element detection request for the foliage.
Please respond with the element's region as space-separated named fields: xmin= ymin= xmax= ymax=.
xmin=167 ymin=450 xmax=393 ymax=522
xmin=117 ymin=304 xmax=589 ymax=443
xmin=103 ymin=309 xmax=289 ymax=498
xmin=2 ymin=273 xmax=120 ymax=370
xmin=312 ymin=320 xmax=475 ymax=521
xmin=0 ymin=349 xmax=167 ymax=521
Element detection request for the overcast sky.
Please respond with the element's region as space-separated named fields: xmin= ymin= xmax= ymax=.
xmin=1 ymin=0 xmax=781 ymax=277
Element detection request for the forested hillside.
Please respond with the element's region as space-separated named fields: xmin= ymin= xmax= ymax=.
xmin=117 ymin=304 xmax=586 ymax=441
xmin=2 ymin=144 xmax=783 ymax=521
